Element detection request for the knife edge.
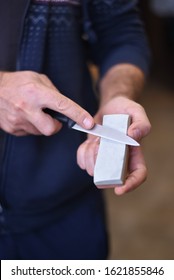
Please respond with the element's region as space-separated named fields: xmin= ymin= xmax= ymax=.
xmin=72 ymin=123 xmax=140 ymax=146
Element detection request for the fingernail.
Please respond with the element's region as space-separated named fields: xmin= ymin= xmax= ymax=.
xmin=132 ymin=128 xmax=141 ymax=140
xmin=83 ymin=117 xmax=93 ymax=129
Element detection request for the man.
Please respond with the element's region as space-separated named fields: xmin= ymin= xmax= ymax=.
xmin=0 ymin=0 xmax=151 ymax=259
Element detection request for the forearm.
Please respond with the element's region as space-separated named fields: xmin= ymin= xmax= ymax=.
xmin=99 ymin=63 xmax=145 ymax=107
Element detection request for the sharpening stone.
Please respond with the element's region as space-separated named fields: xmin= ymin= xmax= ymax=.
xmin=94 ymin=114 xmax=130 ymax=188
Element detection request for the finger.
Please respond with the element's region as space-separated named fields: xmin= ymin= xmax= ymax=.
xmin=77 ymin=137 xmax=100 ymax=175
xmin=127 ymin=107 xmax=151 ymax=141
xmin=114 ymin=147 xmax=147 ymax=195
xmin=77 ymin=141 xmax=87 ymax=170
xmin=114 ymin=163 xmax=147 ymax=195
xmin=84 ymin=139 xmax=100 ymax=176
xmin=0 ymin=118 xmax=43 ymax=136
xmin=40 ymin=87 xmax=94 ymax=130
xmin=10 ymin=130 xmax=31 ymax=136
xmin=27 ymin=111 xmax=63 ymax=136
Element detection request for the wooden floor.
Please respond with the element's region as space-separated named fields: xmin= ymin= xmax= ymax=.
xmin=105 ymin=80 xmax=174 ymax=260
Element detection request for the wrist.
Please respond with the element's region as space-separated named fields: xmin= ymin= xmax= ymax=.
xmin=99 ymin=63 xmax=145 ymax=105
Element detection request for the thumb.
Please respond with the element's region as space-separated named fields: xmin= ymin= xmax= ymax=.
xmin=128 ymin=120 xmax=151 ymax=141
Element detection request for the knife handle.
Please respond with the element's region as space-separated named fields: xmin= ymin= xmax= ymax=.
xmin=43 ymin=108 xmax=76 ymax=128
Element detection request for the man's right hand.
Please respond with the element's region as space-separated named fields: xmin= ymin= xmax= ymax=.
xmin=0 ymin=71 xmax=94 ymax=136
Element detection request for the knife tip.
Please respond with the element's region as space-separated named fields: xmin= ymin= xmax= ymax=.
xmin=130 ymin=140 xmax=140 ymax=147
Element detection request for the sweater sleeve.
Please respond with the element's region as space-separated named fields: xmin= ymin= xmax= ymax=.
xmin=84 ymin=0 xmax=151 ymax=78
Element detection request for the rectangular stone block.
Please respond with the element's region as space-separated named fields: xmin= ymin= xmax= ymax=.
xmin=94 ymin=114 xmax=130 ymax=188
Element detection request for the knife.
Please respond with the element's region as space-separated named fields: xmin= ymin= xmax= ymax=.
xmin=44 ymin=109 xmax=139 ymax=146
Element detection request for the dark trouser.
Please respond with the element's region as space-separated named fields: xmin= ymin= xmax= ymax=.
xmin=0 ymin=195 xmax=108 ymax=260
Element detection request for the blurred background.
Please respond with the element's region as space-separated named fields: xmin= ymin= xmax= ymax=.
xmin=104 ymin=0 xmax=174 ymax=260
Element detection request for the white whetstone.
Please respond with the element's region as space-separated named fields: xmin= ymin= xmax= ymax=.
xmin=94 ymin=114 xmax=130 ymax=188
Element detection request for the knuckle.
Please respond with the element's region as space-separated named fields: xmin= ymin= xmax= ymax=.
xmin=144 ymin=123 xmax=152 ymax=136
xmin=137 ymin=103 xmax=144 ymax=110
xmin=55 ymin=97 xmax=84 ymax=121
xmin=87 ymin=167 xmax=94 ymax=177
xmin=14 ymin=100 xmax=25 ymax=112
xmin=42 ymin=123 xmax=56 ymax=136
xmin=42 ymin=128 xmax=52 ymax=136
xmin=76 ymin=143 xmax=87 ymax=169
xmin=3 ymin=122 xmax=16 ymax=134
xmin=40 ymin=73 xmax=47 ymax=79
xmin=131 ymin=102 xmax=144 ymax=113
xmin=7 ymin=101 xmax=26 ymax=126
xmin=56 ymin=96 xmax=70 ymax=112
xmin=148 ymin=122 xmax=152 ymax=132
xmin=24 ymin=82 xmax=38 ymax=96
xmin=7 ymin=113 xmax=19 ymax=126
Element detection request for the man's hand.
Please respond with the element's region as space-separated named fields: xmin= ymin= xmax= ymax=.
xmin=0 ymin=71 xmax=94 ymax=136
xmin=77 ymin=96 xmax=151 ymax=195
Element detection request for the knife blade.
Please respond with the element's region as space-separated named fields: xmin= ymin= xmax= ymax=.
xmin=44 ymin=109 xmax=139 ymax=146
xmin=72 ymin=122 xmax=139 ymax=146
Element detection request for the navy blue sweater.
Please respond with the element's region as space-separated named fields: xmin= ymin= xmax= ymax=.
xmin=0 ymin=0 xmax=150 ymax=233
